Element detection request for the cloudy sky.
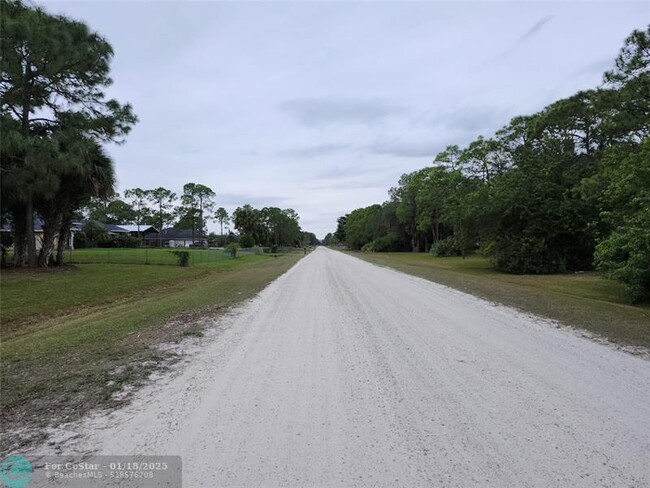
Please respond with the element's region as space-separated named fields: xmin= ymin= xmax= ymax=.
xmin=44 ymin=1 xmax=648 ymax=238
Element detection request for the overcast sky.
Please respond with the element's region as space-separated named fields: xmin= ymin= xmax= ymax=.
xmin=44 ymin=0 xmax=648 ymax=238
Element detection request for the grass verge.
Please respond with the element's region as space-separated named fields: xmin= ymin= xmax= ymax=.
xmin=0 ymin=253 xmax=302 ymax=452
xmin=1 ymin=264 xmax=209 ymax=333
xmin=63 ymin=247 xmax=245 ymax=265
xmin=348 ymin=252 xmax=650 ymax=349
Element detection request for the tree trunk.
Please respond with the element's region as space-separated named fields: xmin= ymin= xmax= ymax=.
xmin=158 ymin=203 xmax=163 ymax=248
xmin=55 ymin=213 xmax=73 ymax=266
xmin=25 ymin=197 xmax=37 ymax=267
xmin=191 ymin=214 xmax=195 ymax=246
xmin=38 ymin=212 xmax=59 ymax=267
xmin=20 ymin=66 xmax=37 ymax=267
xmin=197 ymin=196 xmax=203 ymax=248
xmin=12 ymin=204 xmax=27 ymax=267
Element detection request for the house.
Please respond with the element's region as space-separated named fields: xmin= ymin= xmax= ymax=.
xmin=112 ymin=224 xmax=159 ymax=237
xmin=0 ymin=218 xmax=83 ymax=251
xmin=1 ymin=220 xmax=159 ymax=249
xmin=108 ymin=224 xmax=159 ymax=240
xmin=144 ymin=228 xmax=207 ymax=248
xmin=91 ymin=223 xmax=159 ymax=244
xmin=98 ymin=223 xmax=130 ymax=236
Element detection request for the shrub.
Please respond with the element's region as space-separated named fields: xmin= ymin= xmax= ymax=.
xmin=489 ymin=236 xmax=566 ymax=274
xmin=227 ymin=243 xmax=238 ymax=258
xmin=360 ymin=234 xmax=405 ymax=252
xmin=239 ymin=234 xmax=254 ymax=248
xmin=82 ymin=221 xmax=108 ymax=247
xmin=171 ymin=250 xmax=190 ymax=267
xmin=595 ymin=220 xmax=650 ymax=303
xmin=104 ymin=235 xmax=139 ymax=248
xmin=430 ymin=236 xmax=463 ymax=257
xmin=491 ymin=236 xmax=549 ymax=274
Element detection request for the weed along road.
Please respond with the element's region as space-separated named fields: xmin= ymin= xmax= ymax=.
xmin=56 ymin=247 xmax=649 ymax=487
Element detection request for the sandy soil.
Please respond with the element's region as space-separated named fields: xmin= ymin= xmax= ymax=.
xmin=32 ymin=247 xmax=650 ymax=487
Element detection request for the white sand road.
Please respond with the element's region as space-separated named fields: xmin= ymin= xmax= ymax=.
xmin=33 ymin=247 xmax=650 ymax=487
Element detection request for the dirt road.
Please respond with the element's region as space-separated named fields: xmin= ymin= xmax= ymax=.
xmin=53 ymin=247 xmax=650 ymax=487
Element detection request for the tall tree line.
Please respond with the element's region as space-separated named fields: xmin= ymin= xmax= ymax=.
xmin=232 ymin=204 xmax=305 ymax=247
xmin=85 ymin=183 xmax=221 ymax=242
xmin=335 ymin=27 xmax=650 ymax=302
xmin=84 ymin=189 xmax=313 ymax=249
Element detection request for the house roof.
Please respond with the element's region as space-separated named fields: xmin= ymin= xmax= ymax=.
xmin=114 ymin=224 xmax=159 ymax=233
xmin=145 ymin=228 xmax=203 ymax=240
xmin=99 ymin=223 xmax=129 ymax=233
xmin=0 ymin=220 xmax=158 ymax=234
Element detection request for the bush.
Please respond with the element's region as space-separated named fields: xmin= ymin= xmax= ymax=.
xmin=591 ymin=140 xmax=650 ymax=303
xmin=490 ymin=236 xmax=562 ymax=274
xmin=595 ymin=220 xmax=650 ymax=303
xmin=104 ymin=235 xmax=140 ymax=248
xmin=430 ymin=236 xmax=463 ymax=257
xmin=227 ymin=242 xmax=238 ymax=258
xmin=82 ymin=221 xmax=108 ymax=247
xmin=253 ymin=245 xmax=263 ymax=255
xmin=239 ymin=234 xmax=254 ymax=248
xmin=171 ymin=250 xmax=190 ymax=267
xmin=360 ymin=234 xmax=405 ymax=253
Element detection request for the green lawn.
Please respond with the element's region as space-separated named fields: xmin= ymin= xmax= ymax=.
xmin=63 ymin=247 xmax=250 ymax=265
xmin=1 ymin=264 xmax=207 ymax=333
xmin=349 ymin=252 xmax=650 ymax=349
xmin=0 ymin=253 xmax=303 ymax=451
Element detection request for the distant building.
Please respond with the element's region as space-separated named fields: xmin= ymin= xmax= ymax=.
xmin=106 ymin=224 xmax=159 ymax=240
xmin=144 ymin=228 xmax=207 ymax=248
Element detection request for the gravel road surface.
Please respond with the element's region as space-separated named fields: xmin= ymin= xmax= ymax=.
xmin=51 ymin=247 xmax=650 ymax=487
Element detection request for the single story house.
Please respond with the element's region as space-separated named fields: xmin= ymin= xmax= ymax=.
xmin=144 ymin=228 xmax=207 ymax=248
xmin=1 ymin=221 xmax=159 ymax=249
xmin=106 ymin=224 xmax=159 ymax=240
xmin=1 ymin=218 xmax=83 ymax=251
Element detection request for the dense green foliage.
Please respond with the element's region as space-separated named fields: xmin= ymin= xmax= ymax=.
xmin=592 ymin=140 xmax=650 ymax=302
xmin=232 ymin=205 xmax=306 ymax=247
xmin=336 ymin=26 xmax=650 ymax=302
xmin=0 ymin=0 xmax=137 ymax=267
xmin=238 ymin=233 xmax=255 ymax=248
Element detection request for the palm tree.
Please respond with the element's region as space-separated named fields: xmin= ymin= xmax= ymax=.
xmin=37 ymin=138 xmax=115 ymax=266
xmin=233 ymin=204 xmax=258 ymax=237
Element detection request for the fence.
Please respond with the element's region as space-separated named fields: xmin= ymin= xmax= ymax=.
xmin=65 ymin=247 xmax=259 ymax=266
